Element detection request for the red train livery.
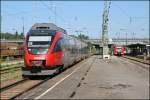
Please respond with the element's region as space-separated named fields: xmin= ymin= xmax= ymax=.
xmin=22 ymin=23 xmax=89 ymax=77
xmin=113 ymin=46 xmax=124 ymax=56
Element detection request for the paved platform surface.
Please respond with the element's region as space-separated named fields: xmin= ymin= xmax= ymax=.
xmin=17 ymin=55 xmax=149 ymax=99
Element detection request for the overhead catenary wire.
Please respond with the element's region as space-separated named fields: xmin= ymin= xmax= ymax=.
xmin=40 ymin=1 xmax=74 ymax=28
xmin=111 ymin=2 xmax=148 ymax=38
xmin=112 ymin=2 xmax=130 ymax=18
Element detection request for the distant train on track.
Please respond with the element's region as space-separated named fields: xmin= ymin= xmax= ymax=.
xmin=22 ymin=23 xmax=90 ymax=77
xmin=113 ymin=45 xmax=124 ymax=56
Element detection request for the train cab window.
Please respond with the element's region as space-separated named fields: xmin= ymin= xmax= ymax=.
xmin=54 ymin=39 xmax=62 ymax=52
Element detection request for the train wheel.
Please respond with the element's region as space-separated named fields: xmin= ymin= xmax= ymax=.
xmin=59 ymin=65 xmax=64 ymax=72
xmin=55 ymin=65 xmax=64 ymax=74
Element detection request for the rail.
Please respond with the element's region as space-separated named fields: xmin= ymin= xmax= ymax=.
xmin=123 ymin=55 xmax=150 ymax=65
xmin=0 ymin=77 xmax=51 ymax=100
xmin=0 ymin=61 xmax=24 ymax=82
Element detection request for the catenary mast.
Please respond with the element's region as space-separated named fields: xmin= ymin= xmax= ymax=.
xmin=101 ymin=0 xmax=111 ymax=59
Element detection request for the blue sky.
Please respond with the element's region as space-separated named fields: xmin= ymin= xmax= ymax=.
xmin=1 ymin=1 xmax=149 ymax=39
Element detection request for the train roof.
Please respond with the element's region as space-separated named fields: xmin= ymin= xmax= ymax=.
xmin=30 ymin=23 xmax=67 ymax=34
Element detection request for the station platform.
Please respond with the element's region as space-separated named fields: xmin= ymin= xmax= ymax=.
xmin=17 ymin=55 xmax=149 ymax=99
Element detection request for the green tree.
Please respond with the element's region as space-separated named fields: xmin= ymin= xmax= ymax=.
xmin=15 ymin=31 xmax=18 ymax=39
xmin=78 ymin=34 xmax=89 ymax=40
xmin=20 ymin=32 xmax=24 ymax=39
xmin=69 ymin=35 xmax=77 ymax=38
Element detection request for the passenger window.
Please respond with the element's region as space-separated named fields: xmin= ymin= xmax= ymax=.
xmin=54 ymin=39 xmax=62 ymax=52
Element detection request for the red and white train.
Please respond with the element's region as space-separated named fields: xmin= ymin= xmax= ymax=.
xmin=113 ymin=45 xmax=124 ymax=56
xmin=22 ymin=23 xmax=89 ymax=77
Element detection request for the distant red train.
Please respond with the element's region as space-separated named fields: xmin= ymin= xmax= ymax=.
xmin=22 ymin=23 xmax=89 ymax=77
xmin=113 ymin=46 xmax=124 ymax=56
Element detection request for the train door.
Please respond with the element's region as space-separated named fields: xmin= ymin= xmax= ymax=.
xmin=68 ymin=37 xmax=75 ymax=65
xmin=61 ymin=36 xmax=69 ymax=68
xmin=75 ymin=39 xmax=80 ymax=62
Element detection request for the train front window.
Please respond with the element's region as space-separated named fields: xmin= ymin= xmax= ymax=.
xmin=28 ymin=47 xmax=48 ymax=54
xmin=27 ymin=36 xmax=53 ymax=54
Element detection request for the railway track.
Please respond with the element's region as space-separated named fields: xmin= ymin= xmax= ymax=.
xmin=0 ymin=57 xmax=23 ymax=64
xmin=1 ymin=61 xmax=23 ymax=76
xmin=0 ymin=79 xmax=28 ymax=92
xmin=0 ymin=56 xmax=91 ymax=99
xmin=1 ymin=62 xmax=23 ymax=82
xmin=123 ymin=56 xmax=150 ymax=65
xmin=0 ymin=77 xmax=51 ymax=100
xmin=121 ymin=56 xmax=149 ymax=71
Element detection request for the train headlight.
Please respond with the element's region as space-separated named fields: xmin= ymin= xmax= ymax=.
xmin=28 ymin=48 xmax=31 ymax=51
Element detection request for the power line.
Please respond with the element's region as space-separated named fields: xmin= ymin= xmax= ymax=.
xmin=40 ymin=1 xmax=67 ymax=23
xmin=111 ymin=2 xmax=148 ymax=35
xmin=40 ymin=1 xmax=78 ymax=34
xmin=112 ymin=2 xmax=129 ymax=18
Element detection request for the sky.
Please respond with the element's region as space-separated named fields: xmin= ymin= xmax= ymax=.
xmin=1 ymin=1 xmax=149 ymax=39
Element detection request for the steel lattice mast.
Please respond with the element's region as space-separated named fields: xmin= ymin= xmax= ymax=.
xmin=101 ymin=0 xmax=111 ymax=59
xmin=102 ymin=0 xmax=111 ymax=46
